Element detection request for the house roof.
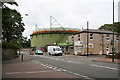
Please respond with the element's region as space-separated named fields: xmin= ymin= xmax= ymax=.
xmin=78 ymin=29 xmax=120 ymax=35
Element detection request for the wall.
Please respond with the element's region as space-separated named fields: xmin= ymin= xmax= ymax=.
xmin=31 ymin=34 xmax=69 ymax=47
xmin=69 ymin=33 xmax=120 ymax=55
xmin=2 ymin=49 xmax=18 ymax=60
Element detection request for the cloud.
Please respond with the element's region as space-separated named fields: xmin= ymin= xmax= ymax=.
xmin=13 ymin=0 xmax=120 ymax=38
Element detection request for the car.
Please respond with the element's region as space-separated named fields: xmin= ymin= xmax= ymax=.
xmin=35 ymin=50 xmax=43 ymax=55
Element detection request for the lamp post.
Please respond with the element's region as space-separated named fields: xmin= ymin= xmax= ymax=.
xmin=112 ymin=0 xmax=115 ymax=62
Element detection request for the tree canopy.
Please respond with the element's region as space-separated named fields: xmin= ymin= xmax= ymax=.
xmin=99 ymin=22 xmax=120 ymax=33
xmin=2 ymin=2 xmax=25 ymax=49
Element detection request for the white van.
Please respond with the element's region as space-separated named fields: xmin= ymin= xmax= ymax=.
xmin=47 ymin=46 xmax=63 ymax=56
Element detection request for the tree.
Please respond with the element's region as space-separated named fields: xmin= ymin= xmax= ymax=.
xmin=99 ymin=22 xmax=120 ymax=33
xmin=21 ymin=37 xmax=31 ymax=48
xmin=2 ymin=2 xmax=25 ymax=49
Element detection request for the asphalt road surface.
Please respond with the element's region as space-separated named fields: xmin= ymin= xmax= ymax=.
xmin=22 ymin=52 xmax=119 ymax=79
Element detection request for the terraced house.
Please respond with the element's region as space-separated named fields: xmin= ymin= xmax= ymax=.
xmin=68 ymin=29 xmax=120 ymax=55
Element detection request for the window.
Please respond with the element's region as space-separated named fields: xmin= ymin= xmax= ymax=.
xmin=53 ymin=48 xmax=55 ymax=51
xmin=106 ymin=34 xmax=109 ymax=41
xmin=71 ymin=35 xmax=74 ymax=41
xmin=90 ymin=34 xmax=93 ymax=36
xmin=78 ymin=47 xmax=82 ymax=52
xmin=106 ymin=46 xmax=109 ymax=51
xmin=56 ymin=48 xmax=61 ymax=51
xmin=90 ymin=33 xmax=93 ymax=40
xmin=78 ymin=34 xmax=80 ymax=37
xmin=71 ymin=36 xmax=74 ymax=39
xmin=116 ymin=35 xmax=119 ymax=41
xmin=78 ymin=34 xmax=80 ymax=41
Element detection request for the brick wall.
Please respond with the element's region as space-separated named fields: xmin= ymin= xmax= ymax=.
xmin=2 ymin=49 xmax=18 ymax=60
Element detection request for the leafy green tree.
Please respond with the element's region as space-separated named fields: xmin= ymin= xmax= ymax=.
xmin=2 ymin=2 xmax=25 ymax=49
xmin=21 ymin=37 xmax=31 ymax=48
xmin=99 ymin=22 xmax=120 ymax=33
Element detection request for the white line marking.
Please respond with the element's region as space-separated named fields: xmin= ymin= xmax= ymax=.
xmin=53 ymin=67 xmax=58 ymax=69
xmin=73 ymin=73 xmax=79 ymax=76
xmin=6 ymin=70 xmax=54 ymax=75
xmin=67 ymin=71 xmax=73 ymax=74
xmin=67 ymin=60 xmax=84 ymax=64
xmin=80 ymin=75 xmax=94 ymax=80
xmin=62 ymin=69 xmax=67 ymax=72
xmin=49 ymin=67 xmax=53 ymax=68
xmin=56 ymin=69 xmax=61 ymax=71
xmin=91 ymin=64 xmax=118 ymax=70
xmin=6 ymin=72 xmax=21 ymax=74
xmin=56 ymin=59 xmax=59 ymax=60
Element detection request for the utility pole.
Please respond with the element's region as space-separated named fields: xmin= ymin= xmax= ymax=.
xmin=50 ymin=16 xmax=52 ymax=28
xmin=102 ymin=34 xmax=104 ymax=55
xmin=87 ymin=21 xmax=89 ymax=57
xmin=112 ymin=0 xmax=115 ymax=62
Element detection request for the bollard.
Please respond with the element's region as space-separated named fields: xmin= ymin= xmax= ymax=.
xmin=21 ymin=54 xmax=24 ymax=61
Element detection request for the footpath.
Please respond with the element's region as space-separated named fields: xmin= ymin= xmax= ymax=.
xmin=92 ymin=58 xmax=120 ymax=64
xmin=2 ymin=55 xmax=77 ymax=79
xmin=92 ymin=56 xmax=120 ymax=64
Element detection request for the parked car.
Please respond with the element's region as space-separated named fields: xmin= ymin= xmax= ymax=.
xmin=35 ymin=50 xmax=43 ymax=55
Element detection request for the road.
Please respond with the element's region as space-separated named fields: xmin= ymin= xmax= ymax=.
xmin=23 ymin=52 xmax=119 ymax=79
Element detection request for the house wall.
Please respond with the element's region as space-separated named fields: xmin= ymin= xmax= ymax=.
xmin=69 ymin=32 xmax=120 ymax=55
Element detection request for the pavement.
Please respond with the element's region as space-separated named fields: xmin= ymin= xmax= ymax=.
xmin=92 ymin=57 xmax=120 ymax=64
xmin=2 ymin=55 xmax=77 ymax=79
xmin=66 ymin=54 xmax=120 ymax=64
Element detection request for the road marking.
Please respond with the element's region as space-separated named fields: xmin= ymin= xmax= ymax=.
xmin=67 ymin=61 xmax=72 ymax=62
xmin=91 ymin=64 xmax=118 ymax=70
xmin=67 ymin=71 xmax=73 ymax=74
xmin=6 ymin=72 xmax=21 ymax=74
xmin=80 ymin=75 xmax=94 ymax=80
xmin=32 ymin=60 xmax=94 ymax=80
xmin=67 ymin=60 xmax=84 ymax=64
xmin=56 ymin=59 xmax=60 ymax=60
xmin=6 ymin=70 xmax=55 ymax=75
xmin=73 ymin=73 xmax=79 ymax=76
xmin=62 ymin=69 xmax=67 ymax=72
xmin=56 ymin=69 xmax=61 ymax=71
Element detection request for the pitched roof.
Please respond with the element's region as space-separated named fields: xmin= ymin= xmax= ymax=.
xmin=79 ymin=29 xmax=120 ymax=35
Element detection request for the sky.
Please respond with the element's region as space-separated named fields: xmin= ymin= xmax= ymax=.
xmin=8 ymin=0 xmax=120 ymax=39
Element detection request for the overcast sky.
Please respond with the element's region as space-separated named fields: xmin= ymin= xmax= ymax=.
xmin=9 ymin=0 xmax=120 ymax=38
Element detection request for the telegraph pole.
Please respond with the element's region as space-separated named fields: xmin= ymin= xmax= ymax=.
xmin=112 ymin=0 xmax=115 ymax=62
xmin=50 ymin=16 xmax=52 ymax=28
xmin=87 ymin=21 xmax=89 ymax=57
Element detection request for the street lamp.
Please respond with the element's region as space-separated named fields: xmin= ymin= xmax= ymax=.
xmin=112 ymin=0 xmax=115 ymax=62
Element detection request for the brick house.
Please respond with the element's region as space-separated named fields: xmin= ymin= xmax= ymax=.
xmin=68 ymin=29 xmax=120 ymax=55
